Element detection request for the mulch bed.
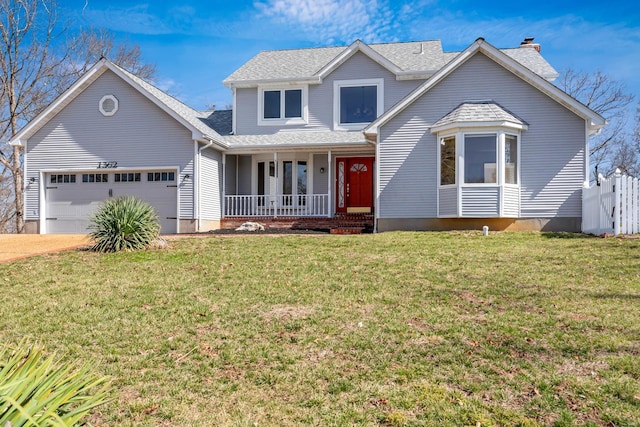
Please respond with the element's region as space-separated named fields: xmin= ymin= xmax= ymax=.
xmin=208 ymin=228 xmax=329 ymax=235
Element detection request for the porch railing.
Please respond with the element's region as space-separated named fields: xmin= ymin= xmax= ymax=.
xmin=224 ymin=194 xmax=330 ymax=217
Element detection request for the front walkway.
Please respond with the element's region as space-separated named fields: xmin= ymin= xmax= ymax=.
xmin=0 ymin=234 xmax=89 ymax=263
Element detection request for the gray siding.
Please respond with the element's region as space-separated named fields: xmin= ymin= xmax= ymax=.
xmin=225 ymin=155 xmax=237 ymax=195
xmin=313 ymin=154 xmax=329 ymax=195
xmin=379 ymin=113 xmax=437 ymax=218
xmin=461 ymin=187 xmax=500 ymax=216
xmin=237 ymin=155 xmax=252 ymax=194
xmin=439 ymin=187 xmax=458 ymax=216
xmin=235 ymin=52 xmax=422 ymax=135
xmin=201 ymin=148 xmax=221 ymax=220
xmin=379 ymin=52 xmax=586 ymax=220
xmin=503 ymin=186 xmax=520 ymax=217
xmin=25 ymin=70 xmax=196 ymax=220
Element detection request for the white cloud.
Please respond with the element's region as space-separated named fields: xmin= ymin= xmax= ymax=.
xmin=254 ymin=0 xmax=401 ymax=44
xmin=84 ymin=4 xmax=172 ymax=35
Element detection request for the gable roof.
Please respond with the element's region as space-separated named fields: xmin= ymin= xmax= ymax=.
xmin=364 ymin=38 xmax=606 ymax=136
xmin=223 ymin=39 xmax=558 ymax=87
xmin=430 ymin=101 xmax=528 ymax=133
xmin=10 ymin=59 xmax=227 ymax=148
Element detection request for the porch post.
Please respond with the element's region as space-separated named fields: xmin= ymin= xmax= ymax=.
xmin=274 ymin=152 xmax=278 ymax=218
xmin=221 ymin=153 xmax=226 ymax=220
xmin=327 ymin=150 xmax=332 ymax=217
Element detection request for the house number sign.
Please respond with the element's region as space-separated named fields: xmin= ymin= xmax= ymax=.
xmin=97 ymin=161 xmax=118 ymax=169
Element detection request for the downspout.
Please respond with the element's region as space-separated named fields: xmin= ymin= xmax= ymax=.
xmin=197 ymin=139 xmax=214 ymax=231
xmin=374 ymin=133 xmax=379 ymax=233
xmin=222 ymin=153 xmax=226 ymax=223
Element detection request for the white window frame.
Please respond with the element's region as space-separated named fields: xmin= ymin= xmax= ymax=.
xmin=437 ymin=129 xmax=521 ymax=189
xmin=257 ymin=86 xmax=308 ymax=126
xmin=252 ymin=153 xmax=312 ymax=196
xmin=333 ymin=78 xmax=384 ymax=131
xmin=99 ymin=95 xmax=119 ymax=117
xmin=438 ymin=134 xmax=457 ymax=187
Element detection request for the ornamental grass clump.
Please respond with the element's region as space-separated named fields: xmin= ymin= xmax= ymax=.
xmin=89 ymin=196 xmax=160 ymax=252
xmin=0 ymin=340 xmax=112 ymax=427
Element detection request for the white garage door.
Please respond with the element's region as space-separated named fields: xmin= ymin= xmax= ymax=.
xmin=45 ymin=170 xmax=178 ymax=234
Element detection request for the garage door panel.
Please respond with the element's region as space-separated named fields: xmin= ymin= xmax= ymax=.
xmin=45 ymin=171 xmax=178 ymax=234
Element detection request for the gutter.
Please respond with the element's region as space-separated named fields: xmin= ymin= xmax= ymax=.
xmin=196 ymin=140 xmax=215 ymax=232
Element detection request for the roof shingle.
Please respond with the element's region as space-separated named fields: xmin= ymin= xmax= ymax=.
xmin=432 ymin=101 xmax=528 ymax=128
xmin=224 ymin=39 xmax=557 ymax=84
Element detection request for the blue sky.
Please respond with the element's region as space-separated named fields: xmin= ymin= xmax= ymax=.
xmin=59 ymin=0 xmax=640 ymax=113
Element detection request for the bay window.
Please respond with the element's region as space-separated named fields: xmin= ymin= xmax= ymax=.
xmin=436 ymin=130 xmax=521 ymax=217
xmin=439 ymin=132 xmax=519 ymax=186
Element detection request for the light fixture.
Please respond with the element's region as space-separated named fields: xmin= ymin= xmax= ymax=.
xmin=182 ymin=174 xmax=190 ymax=183
xmin=29 ymin=177 xmax=36 ymax=184
xmin=319 ymin=167 xmax=325 ymax=174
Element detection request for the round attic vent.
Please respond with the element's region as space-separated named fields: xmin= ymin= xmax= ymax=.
xmin=99 ymin=95 xmax=119 ymax=116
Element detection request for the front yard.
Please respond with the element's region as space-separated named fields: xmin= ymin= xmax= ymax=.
xmin=1 ymin=232 xmax=639 ymax=426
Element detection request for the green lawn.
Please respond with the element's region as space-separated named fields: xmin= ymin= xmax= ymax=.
xmin=1 ymin=232 xmax=639 ymax=426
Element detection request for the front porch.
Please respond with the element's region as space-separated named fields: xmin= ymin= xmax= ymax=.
xmin=221 ymin=151 xmax=376 ymax=231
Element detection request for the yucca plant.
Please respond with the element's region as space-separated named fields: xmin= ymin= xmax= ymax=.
xmin=88 ymin=196 xmax=160 ymax=252
xmin=0 ymin=340 xmax=112 ymax=427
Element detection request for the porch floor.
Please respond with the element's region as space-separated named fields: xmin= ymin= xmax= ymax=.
xmin=221 ymin=213 xmax=374 ymax=233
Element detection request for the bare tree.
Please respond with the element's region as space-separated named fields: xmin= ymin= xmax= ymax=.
xmin=557 ymin=68 xmax=636 ymax=178
xmin=0 ymin=0 xmax=155 ymax=233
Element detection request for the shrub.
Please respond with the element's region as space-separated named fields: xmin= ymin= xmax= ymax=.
xmin=0 ymin=340 xmax=112 ymax=427
xmin=89 ymin=196 xmax=160 ymax=252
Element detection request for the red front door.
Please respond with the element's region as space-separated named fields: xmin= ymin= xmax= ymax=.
xmin=336 ymin=157 xmax=374 ymax=213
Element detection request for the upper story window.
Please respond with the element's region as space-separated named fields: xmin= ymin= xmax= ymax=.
xmin=258 ymin=87 xmax=307 ymax=126
xmin=334 ymin=78 xmax=384 ymax=130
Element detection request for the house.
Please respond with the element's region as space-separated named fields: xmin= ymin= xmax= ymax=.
xmin=10 ymin=37 xmax=605 ymax=234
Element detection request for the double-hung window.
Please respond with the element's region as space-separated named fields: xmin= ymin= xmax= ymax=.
xmin=334 ymin=79 xmax=384 ymax=130
xmin=259 ymin=87 xmax=306 ymax=125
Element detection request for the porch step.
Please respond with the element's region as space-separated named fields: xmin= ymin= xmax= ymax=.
xmin=221 ymin=214 xmax=374 ymax=233
xmin=329 ymin=227 xmax=365 ymax=235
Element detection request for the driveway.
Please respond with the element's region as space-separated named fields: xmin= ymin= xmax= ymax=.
xmin=0 ymin=234 xmax=89 ymax=263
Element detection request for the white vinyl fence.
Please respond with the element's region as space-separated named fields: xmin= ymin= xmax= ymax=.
xmin=582 ymin=169 xmax=640 ymax=235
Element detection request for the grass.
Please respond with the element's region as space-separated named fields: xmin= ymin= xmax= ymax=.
xmin=1 ymin=231 xmax=639 ymax=426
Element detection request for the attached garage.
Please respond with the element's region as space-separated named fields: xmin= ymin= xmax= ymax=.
xmin=44 ymin=169 xmax=178 ymax=234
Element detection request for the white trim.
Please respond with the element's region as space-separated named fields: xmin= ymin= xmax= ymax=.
xmin=374 ymin=138 xmax=380 ymax=232
xmin=9 ymin=59 xmax=228 ymax=148
xmin=257 ymin=85 xmax=308 ymax=126
xmin=98 ymin=95 xmax=119 ymax=116
xmin=222 ymin=153 xmax=227 ymax=219
xmin=327 ymin=151 xmax=332 ymax=217
xmin=317 ymin=40 xmax=402 ymax=79
xmin=10 ymin=63 xmax=107 ymax=146
xmin=39 ymin=170 xmax=45 ymax=234
xmin=232 ymin=87 xmax=237 ymax=135
xmin=333 ymin=78 xmax=384 ymax=131
xmin=584 ymin=121 xmax=590 ymax=187
xmin=40 ymin=166 xmax=181 ymax=234
xmin=364 ymin=38 xmax=606 ymax=137
xmin=436 ymin=127 xmax=522 ymax=218
xmin=224 ymin=76 xmax=321 ymax=89
xmin=430 ymin=120 xmax=528 ymax=134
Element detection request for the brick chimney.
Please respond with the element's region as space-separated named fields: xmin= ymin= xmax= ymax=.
xmin=520 ymin=37 xmax=541 ymax=52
